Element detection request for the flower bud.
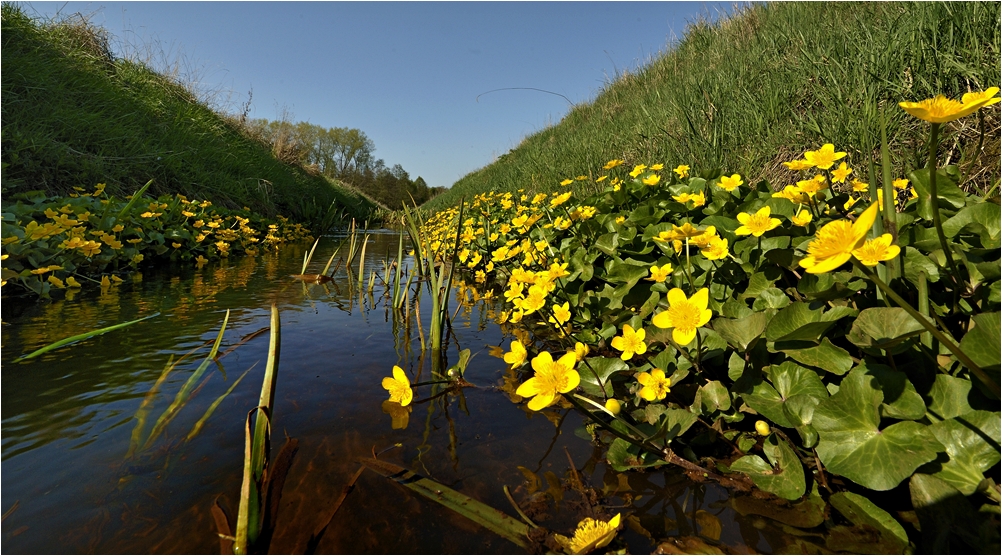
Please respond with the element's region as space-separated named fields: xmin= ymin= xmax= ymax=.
xmin=755 ymin=420 xmax=771 ymax=436
xmin=605 ymin=399 xmax=622 ymax=416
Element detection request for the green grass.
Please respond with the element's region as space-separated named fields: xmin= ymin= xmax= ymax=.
xmin=426 ymin=1 xmax=1000 ymax=212
xmin=1 ymin=4 xmax=376 ymax=228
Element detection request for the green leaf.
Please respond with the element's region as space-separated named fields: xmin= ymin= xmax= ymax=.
xmin=828 ymin=492 xmax=909 ymax=553
xmin=659 ymin=408 xmax=698 ymax=441
xmin=14 ymin=313 xmax=160 ymax=362
xmin=942 ymin=202 xmax=1001 ymax=248
xmin=607 ymin=437 xmax=665 ymax=472
xmin=847 ymin=307 xmax=926 ymax=350
xmin=594 ymin=232 xmax=620 ymax=256
xmin=713 ymin=311 xmax=770 ymax=351
xmin=910 ymin=166 xmax=966 ymax=219
xmin=730 ymin=483 xmax=825 ymax=528
xmin=959 ymin=312 xmax=1001 ymax=372
xmin=925 ymin=410 xmax=1002 ymax=495
xmin=909 ymin=473 xmax=980 ymax=553
xmin=696 ymin=380 xmax=731 ymax=413
xmin=752 ymin=287 xmax=790 ymax=310
xmin=578 ymin=357 xmax=627 ymax=397
xmin=902 ymin=246 xmax=940 ymax=285
xmin=858 ymin=364 xmax=926 ymax=421
xmin=925 ymin=374 xmax=974 ymax=420
xmin=778 ymin=338 xmax=853 ymax=375
xmin=813 ymin=367 xmax=944 ymax=490
xmin=741 ymin=362 xmax=828 ymax=428
xmin=730 ymin=435 xmax=806 ymax=500
xmin=765 ymin=302 xmax=848 ymax=343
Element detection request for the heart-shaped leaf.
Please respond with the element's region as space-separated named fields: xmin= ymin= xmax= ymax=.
xmin=729 ymin=434 xmax=806 ymax=500
xmin=741 ymin=362 xmax=828 ymax=428
xmin=925 ymin=410 xmax=1001 ymax=495
xmin=813 ymin=367 xmax=944 ymax=490
xmin=577 ymin=357 xmax=627 ymax=397
xmin=828 ymin=491 xmax=909 ymax=553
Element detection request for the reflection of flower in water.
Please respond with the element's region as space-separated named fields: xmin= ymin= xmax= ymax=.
xmin=381 ymin=400 xmax=412 ymax=430
xmin=554 ymin=513 xmax=621 ymax=554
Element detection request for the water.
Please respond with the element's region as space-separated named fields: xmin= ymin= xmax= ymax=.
xmin=2 ymin=232 xmax=786 ymax=553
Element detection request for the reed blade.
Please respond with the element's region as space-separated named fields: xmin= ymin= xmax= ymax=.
xmin=360 ymin=458 xmax=529 ymax=549
xmin=143 ymin=310 xmax=230 ymax=450
xmin=127 ymin=353 xmax=177 ymax=459
xmin=185 ymin=364 xmax=255 ymax=442
xmin=115 ymin=179 xmax=154 ymax=220
xmin=301 ymin=237 xmax=321 ymax=275
xmin=14 ymin=313 xmax=160 ymax=362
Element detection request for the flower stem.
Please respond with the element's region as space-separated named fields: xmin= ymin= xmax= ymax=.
xmin=927 ymin=123 xmax=961 ymax=285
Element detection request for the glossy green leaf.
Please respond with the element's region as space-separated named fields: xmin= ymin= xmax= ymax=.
xmin=577 ymin=357 xmax=627 ymax=397
xmin=942 ymin=202 xmax=1001 ymax=248
xmin=730 ymin=434 xmax=805 ymax=500
xmin=909 ymin=473 xmax=979 ymax=553
xmin=607 ymin=437 xmax=665 ymax=472
xmin=925 ymin=410 xmax=1001 ymax=495
xmin=828 ymin=491 xmax=909 ymax=552
xmin=925 ymin=374 xmax=974 ymax=420
xmin=959 ymin=312 xmax=1000 ymax=372
xmin=713 ymin=311 xmax=770 ymax=351
xmin=777 ymin=338 xmax=853 ymax=375
xmin=813 ymin=367 xmax=944 ymax=490
xmin=741 ymin=362 xmax=827 ymax=428
xmin=847 ymin=307 xmax=926 ymax=350
xmin=752 ymin=287 xmax=790 ymax=310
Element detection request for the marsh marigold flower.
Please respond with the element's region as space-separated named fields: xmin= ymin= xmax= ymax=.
xmin=636 ymin=368 xmax=671 ymax=401
xmin=831 ymin=162 xmax=852 ymax=184
xmin=717 ymin=173 xmax=743 ymax=192
xmin=735 ymin=206 xmax=781 ymax=237
xmin=803 ymin=144 xmax=846 ymax=170
xmin=610 ymin=324 xmax=647 ymax=360
xmin=382 ymin=365 xmax=413 ymax=406
xmin=503 ymin=340 xmax=528 ymax=367
xmin=603 ymin=159 xmax=625 ymax=170
xmin=646 ymin=263 xmax=673 ymax=283
xmin=701 ymin=236 xmax=729 ymax=260
xmin=549 ymin=302 xmax=571 ymax=328
xmin=560 ymin=178 xmax=574 ymax=186
xmin=783 ymin=159 xmax=813 ymax=171
xmin=790 ymin=210 xmax=813 ymax=227
xmin=516 ymin=351 xmax=580 ymax=411
xmin=799 ymin=202 xmax=879 ymax=274
xmin=852 ymin=233 xmax=900 ymax=266
xmin=899 ymin=88 xmax=1000 ymax=123
xmin=554 ymin=514 xmax=621 ymax=555
xmin=642 ymin=174 xmax=661 ymax=186
xmin=652 ymin=288 xmax=713 ymax=346
xmin=673 ymin=164 xmax=690 ymax=179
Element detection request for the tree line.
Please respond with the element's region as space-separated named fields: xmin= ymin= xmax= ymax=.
xmin=244 ymin=119 xmax=445 ymax=208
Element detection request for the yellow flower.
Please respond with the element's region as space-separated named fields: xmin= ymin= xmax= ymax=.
xmin=649 ymin=164 xmax=664 ymax=171
xmin=673 ymin=164 xmax=690 ymax=178
xmin=782 ymin=159 xmax=813 ymax=171
xmin=519 ymin=284 xmax=548 ymax=315
xmin=803 ymin=144 xmax=846 ymax=170
xmin=672 ymin=192 xmax=691 ymax=204
xmin=735 ymin=206 xmax=781 ymax=237
xmin=30 ymin=265 xmax=63 ymax=275
xmin=646 ymin=263 xmax=673 ymax=283
xmin=851 ymin=179 xmax=869 ymax=193
xmin=575 ymin=175 xmax=588 ymax=181
xmin=81 ymin=240 xmax=102 ymax=257
xmin=797 ymin=175 xmax=828 ymax=198
xmin=799 ymin=202 xmax=879 ymax=274
xmin=831 ymin=162 xmax=852 ymax=184
xmin=843 ymin=196 xmax=859 ymax=211
xmin=642 ymin=174 xmax=661 ymax=186
xmin=504 ymin=340 xmax=528 ymax=367
xmin=790 ymin=209 xmax=813 ymax=227
xmin=652 ymin=288 xmax=713 ymax=346
xmin=717 ymin=173 xmax=743 ymax=192
xmin=382 ymin=365 xmax=413 ymax=406
xmin=554 ymin=514 xmax=621 ymax=555
xmin=574 ymin=342 xmax=590 ymax=362
xmin=852 ymin=233 xmax=901 ymax=266
xmin=755 ymin=420 xmax=771 ymax=436
xmin=560 ymin=178 xmax=574 ymax=186
xmin=892 ymin=178 xmax=910 ymax=190
xmin=604 ymin=399 xmax=621 ymax=415
xmin=66 ymin=276 xmax=82 ymax=288
xmin=551 ymin=192 xmax=572 ymax=207
xmin=614 ymin=216 xmax=626 ymax=225
xmin=899 ymin=88 xmax=1000 ymax=123
xmin=773 ymin=185 xmax=809 ymax=204
xmin=47 ymin=276 xmax=66 ymax=289
xmin=636 ymin=368 xmax=671 ymax=401
xmin=100 ymin=275 xmax=111 ymax=288
xmin=516 ymin=351 xmax=580 ymax=411
xmin=112 ymin=224 xmax=125 ymax=232
xmin=610 ymin=324 xmax=647 ymax=360
xmin=700 ymin=236 xmax=729 ymax=260
xmin=131 ymin=253 xmax=144 ymax=264
xmin=629 ymin=164 xmax=647 ymax=178
xmin=603 ymin=159 xmax=625 ymax=170
xmin=549 ymin=302 xmax=571 ymax=328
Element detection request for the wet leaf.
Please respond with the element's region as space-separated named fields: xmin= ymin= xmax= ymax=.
xmin=828 ymin=491 xmax=908 ymax=552
xmin=654 ymin=536 xmax=726 ymax=554
xmin=516 ymin=466 xmax=541 ymax=494
xmin=360 ymin=458 xmax=529 ymax=549
xmin=694 ymin=510 xmax=721 ymax=541
xmin=813 ymin=367 xmax=943 ymax=490
xmin=607 ymin=438 xmax=665 ymax=472
xmin=730 ymin=483 xmax=825 ymax=528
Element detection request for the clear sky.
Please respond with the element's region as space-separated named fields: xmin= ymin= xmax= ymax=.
xmin=22 ymin=1 xmax=739 ymax=189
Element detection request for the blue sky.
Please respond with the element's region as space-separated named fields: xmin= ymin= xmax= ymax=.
xmin=23 ymin=2 xmax=738 ymax=188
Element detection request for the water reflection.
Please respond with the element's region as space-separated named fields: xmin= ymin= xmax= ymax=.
xmin=3 ymin=232 xmax=790 ymax=554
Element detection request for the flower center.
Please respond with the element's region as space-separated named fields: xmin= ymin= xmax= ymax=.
xmin=668 ymin=301 xmax=702 ymax=331
xmin=808 ymin=221 xmax=855 ymax=258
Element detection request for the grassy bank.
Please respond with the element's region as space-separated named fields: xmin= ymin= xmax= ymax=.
xmin=1 ymin=4 xmax=377 ymax=227
xmin=427 ymin=1 xmax=1000 ymax=212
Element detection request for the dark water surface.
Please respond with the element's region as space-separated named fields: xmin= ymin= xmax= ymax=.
xmin=2 ymin=233 xmax=784 ymax=554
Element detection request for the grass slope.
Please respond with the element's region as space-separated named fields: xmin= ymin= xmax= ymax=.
xmin=427 ymin=1 xmax=1000 ymax=212
xmin=1 ymin=4 xmax=376 ymax=226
